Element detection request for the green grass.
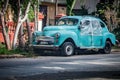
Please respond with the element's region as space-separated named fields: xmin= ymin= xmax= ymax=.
xmin=0 ymin=47 xmax=35 ymax=57
xmin=0 ymin=43 xmax=35 ymax=57
xmin=112 ymin=46 xmax=120 ymax=49
xmin=0 ymin=47 xmax=22 ymax=55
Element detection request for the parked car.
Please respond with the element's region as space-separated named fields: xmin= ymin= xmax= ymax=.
xmin=30 ymin=16 xmax=116 ymax=56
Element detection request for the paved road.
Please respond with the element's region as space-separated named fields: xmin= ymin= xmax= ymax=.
xmin=0 ymin=52 xmax=120 ymax=80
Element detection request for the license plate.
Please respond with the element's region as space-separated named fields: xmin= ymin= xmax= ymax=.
xmin=40 ymin=41 xmax=48 ymax=45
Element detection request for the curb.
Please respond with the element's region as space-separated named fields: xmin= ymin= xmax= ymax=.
xmin=0 ymin=54 xmax=24 ymax=59
xmin=112 ymin=49 xmax=120 ymax=52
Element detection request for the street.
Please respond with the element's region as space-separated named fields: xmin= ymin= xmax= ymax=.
xmin=0 ymin=52 xmax=120 ymax=80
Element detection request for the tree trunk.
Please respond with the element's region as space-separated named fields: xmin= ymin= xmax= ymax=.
xmin=0 ymin=14 xmax=11 ymax=50
xmin=19 ymin=25 xmax=25 ymax=50
xmin=0 ymin=0 xmax=11 ymax=50
xmin=66 ymin=0 xmax=76 ymax=16
xmin=26 ymin=18 xmax=32 ymax=44
xmin=34 ymin=5 xmax=37 ymax=31
xmin=12 ymin=1 xmax=31 ymax=49
xmin=12 ymin=14 xmax=22 ymax=49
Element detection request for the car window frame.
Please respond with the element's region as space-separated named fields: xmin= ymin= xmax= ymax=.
xmin=91 ymin=20 xmax=102 ymax=35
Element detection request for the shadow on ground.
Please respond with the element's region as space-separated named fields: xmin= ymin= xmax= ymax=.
xmin=33 ymin=49 xmax=100 ymax=57
xmin=1 ymin=71 xmax=120 ymax=80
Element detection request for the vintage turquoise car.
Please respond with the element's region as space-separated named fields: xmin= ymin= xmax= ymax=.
xmin=31 ymin=16 xmax=116 ymax=56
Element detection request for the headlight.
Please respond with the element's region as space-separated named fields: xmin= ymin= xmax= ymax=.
xmin=55 ymin=33 xmax=60 ymax=38
xmin=32 ymin=32 xmax=36 ymax=37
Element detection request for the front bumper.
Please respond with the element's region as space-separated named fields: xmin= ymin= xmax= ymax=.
xmin=29 ymin=44 xmax=59 ymax=50
xmin=31 ymin=36 xmax=60 ymax=50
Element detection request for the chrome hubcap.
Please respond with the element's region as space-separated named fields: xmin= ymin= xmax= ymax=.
xmin=65 ymin=45 xmax=73 ymax=55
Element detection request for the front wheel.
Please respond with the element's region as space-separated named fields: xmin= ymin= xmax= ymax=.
xmin=61 ymin=42 xmax=74 ymax=56
xmin=99 ymin=41 xmax=112 ymax=54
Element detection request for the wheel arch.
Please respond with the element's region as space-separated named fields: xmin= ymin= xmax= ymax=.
xmin=99 ymin=39 xmax=112 ymax=54
xmin=60 ymin=38 xmax=76 ymax=48
xmin=106 ymin=38 xmax=114 ymax=46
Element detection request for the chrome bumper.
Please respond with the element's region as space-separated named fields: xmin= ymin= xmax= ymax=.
xmin=29 ymin=44 xmax=59 ymax=50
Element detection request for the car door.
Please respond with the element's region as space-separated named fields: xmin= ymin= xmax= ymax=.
xmin=80 ymin=19 xmax=92 ymax=47
xmin=91 ymin=20 xmax=103 ymax=47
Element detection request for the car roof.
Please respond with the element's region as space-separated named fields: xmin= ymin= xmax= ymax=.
xmin=61 ymin=16 xmax=82 ymax=20
xmin=61 ymin=16 xmax=102 ymax=21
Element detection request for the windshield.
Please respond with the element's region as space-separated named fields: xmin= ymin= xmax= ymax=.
xmin=57 ymin=18 xmax=78 ymax=26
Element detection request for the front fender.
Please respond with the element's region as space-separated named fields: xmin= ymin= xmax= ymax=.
xmin=56 ymin=31 xmax=79 ymax=47
xmin=32 ymin=31 xmax=43 ymax=44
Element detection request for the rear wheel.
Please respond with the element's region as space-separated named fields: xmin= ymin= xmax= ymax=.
xmin=61 ymin=42 xmax=74 ymax=56
xmin=99 ymin=41 xmax=111 ymax=54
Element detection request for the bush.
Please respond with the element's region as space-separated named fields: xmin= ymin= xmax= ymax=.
xmin=0 ymin=47 xmax=8 ymax=54
xmin=0 ymin=43 xmax=25 ymax=55
xmin=0 ymin=43 xmax=34 ymax=57
xmin=112 ymin=27 xmax=120 ymax=41
xmin=0 ymin=43 xmax=7 ymax=54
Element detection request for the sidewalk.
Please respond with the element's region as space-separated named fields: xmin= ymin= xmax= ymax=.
xmin=112 ymin=49 xmax=120 ymax=52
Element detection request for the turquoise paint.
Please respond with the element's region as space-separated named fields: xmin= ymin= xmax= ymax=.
xmin=32 ymin=16 xmax=116 ymax=49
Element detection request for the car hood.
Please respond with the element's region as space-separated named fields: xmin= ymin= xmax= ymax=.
xmin=43 ymin=26 xmax=77 ymax=31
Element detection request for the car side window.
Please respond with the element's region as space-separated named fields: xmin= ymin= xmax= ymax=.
xmin=81 ymin=20 xmax=92 ymax=35
xmin=100 ymin=22 xmax=105 ymax=28
xmin=82 ymin=20 xmax=90 ymax=26
xmin=92 ymin=20 xmax=102 ymax=35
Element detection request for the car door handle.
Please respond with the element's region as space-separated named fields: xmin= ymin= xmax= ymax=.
xmin=88 ymin=32 xmax=92 ymax=34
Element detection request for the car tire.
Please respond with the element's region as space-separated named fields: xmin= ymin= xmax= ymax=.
xmin=61 ymin=42 xmax=74 ymax=56
xmin=99 ymin=41 xmax=111 ymax=54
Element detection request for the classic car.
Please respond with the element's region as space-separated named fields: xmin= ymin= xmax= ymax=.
xmin=31 ymin=16 xmax=116 ymax=56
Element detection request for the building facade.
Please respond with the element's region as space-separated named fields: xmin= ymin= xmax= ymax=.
xmin=39 ymin=0 xmax=100 ymax=26
xmin=39 ymin=0 xmax=67 ymax=26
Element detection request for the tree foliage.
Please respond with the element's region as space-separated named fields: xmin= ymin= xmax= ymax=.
xmin=66 ymin=0 xmax=76 ymax=16
xmin=95 ymin=0 xmax=120 ymax=41
xmin=0 ymin=0 xmax=38 ymax=50
xmin=95 ymin=0 xmax=120 ymax=31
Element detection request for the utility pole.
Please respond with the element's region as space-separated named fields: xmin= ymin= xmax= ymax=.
xmin=37 ymin=0 xmax=40 ymax=31
xmin=34 ymin=5 xmax=37 ymax=31
xmin=55 ymin=0 xmax=58 ymax=24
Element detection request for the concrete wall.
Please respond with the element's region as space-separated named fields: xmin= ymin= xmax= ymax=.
xmin=40 ymin=2 xmax=66 ymax=26
xmin=74 ymin=0 xmax=100 ymax=13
